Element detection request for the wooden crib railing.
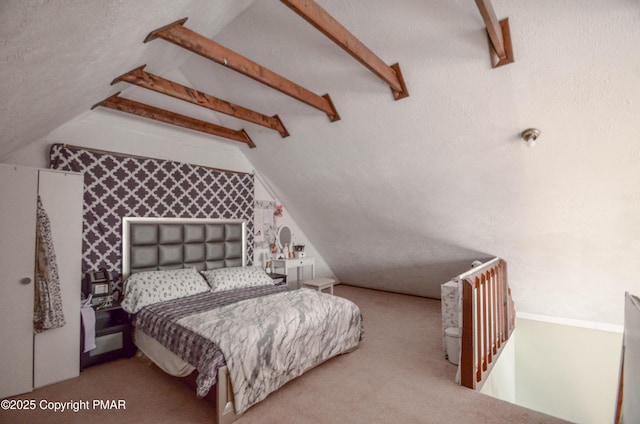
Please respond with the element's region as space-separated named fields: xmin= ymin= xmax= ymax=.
xmin=459 ymin=258 xmax=515 ymax=389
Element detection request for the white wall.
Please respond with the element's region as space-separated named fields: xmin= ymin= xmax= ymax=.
xmin=253 ymin=172 xmax=335 ymax=281
xmin=480 ymin=316 xmax=622 ymax=423
xmin=479 ymin=335 xmax=517 ymax=404
xmin=514 ymin=317 xmax=622 ymax=424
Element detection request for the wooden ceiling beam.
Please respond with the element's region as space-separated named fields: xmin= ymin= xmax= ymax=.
xmin=112 ymin=65 xmax=289 ymax=138
xmin=280 ymin=0 xmax=408 ymax=100
xmin=145 ymin=18 xmax=340 ymax=122
xmin=474 ymin=0 xmax=514 ymax=68
xmin=91 ymin=93 xmax=256 ymax=148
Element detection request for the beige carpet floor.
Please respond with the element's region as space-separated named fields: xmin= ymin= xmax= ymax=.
xmin=1 ymin=285 xmax=568 ymax=424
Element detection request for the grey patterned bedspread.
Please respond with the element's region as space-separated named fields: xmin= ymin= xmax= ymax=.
xmin=132 ymin=285 xmax=364 ymax=414
xmin=132 ymin=285 xmax=289 ymax=398
xmin=178 ymin=288 xmax=364 ymax=414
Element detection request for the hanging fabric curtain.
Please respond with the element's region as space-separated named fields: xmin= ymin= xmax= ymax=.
xmin=34 ymin=195 xmax=66 ymax=333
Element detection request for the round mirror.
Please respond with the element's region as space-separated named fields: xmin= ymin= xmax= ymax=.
xmin=276 ymin=225 xmax=294 ymax=251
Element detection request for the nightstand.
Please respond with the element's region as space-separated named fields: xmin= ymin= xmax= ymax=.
xmin=271 ymin=257 xmax=315 ymax=289
xmin=80 ymin=302 xmax=135 ymax=370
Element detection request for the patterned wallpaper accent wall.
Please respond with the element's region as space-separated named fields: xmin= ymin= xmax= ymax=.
xmin=50 ymin=144 xmax=254 ymax=291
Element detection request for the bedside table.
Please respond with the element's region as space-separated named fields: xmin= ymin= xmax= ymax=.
xmin=80 ymin=302 xmax=136 ymax=370
xmin=271 ymin=257 xmax=315 ymax=289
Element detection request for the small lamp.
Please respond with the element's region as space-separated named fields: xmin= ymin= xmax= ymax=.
xmin=521 ymin=128 xmax=541 ymax=147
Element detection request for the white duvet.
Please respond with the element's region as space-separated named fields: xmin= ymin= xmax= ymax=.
xmin=177 ymin=288 xmax=363 ymax=414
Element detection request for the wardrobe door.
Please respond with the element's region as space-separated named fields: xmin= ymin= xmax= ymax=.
xmin=0 ymin=164 xmax=37 ymax=399
xmin=33 ymin=170 xmax=83 ymax=388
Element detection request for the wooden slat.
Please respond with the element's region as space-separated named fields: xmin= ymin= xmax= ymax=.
xmin=486 ymin=272 xmax=492 ymax=358
xmin=491 ymin=269 xmax=498 ymax=354
xmin=497 ymin=267 xmax=503 ymax=347
xmin=92 ymin=93 xmax=255 ymax=148
xmin=490 ymin=270 xmax=496 ymax=353
xmin=280 ymin=0 xmax=409 ymax=100
xmin=475 ymin=277 xmax=482 ymax=383
xmin=145 ymin=18 xmax=340 ymax=122
xmin=113 ymin=65 xmax=289 ymax=138
xmin=474 ymin=0 xmax=514 ymax=68
xmin=491 ymin=271 xmax=497 ymax=350
xmin=461 ymin=280 xmax=475 ymax=389
xmin=482 ymin=274 xmax=490 ymax=369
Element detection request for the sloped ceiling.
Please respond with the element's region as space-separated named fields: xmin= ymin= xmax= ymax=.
xmin=1 ymin=0 xmax=639 ymax=325
xmin=0 ymin=0 xmax=256 ymax=158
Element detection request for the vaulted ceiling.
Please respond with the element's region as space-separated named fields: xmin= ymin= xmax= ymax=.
xmin=0 ymin=0 xmax=256 ymax=157
xmin=1 ymin=0 xmax=639 ymax=326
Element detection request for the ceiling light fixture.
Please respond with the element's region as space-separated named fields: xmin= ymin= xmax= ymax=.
xmin=521 ymin=128 xmax=541 ymax=147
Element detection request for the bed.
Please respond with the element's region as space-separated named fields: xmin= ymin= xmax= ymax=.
xmin=120 ymin=217 xmax=364 ymax=424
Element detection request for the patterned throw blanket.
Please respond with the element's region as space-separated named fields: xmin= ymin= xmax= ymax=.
xmin=133 ymin=286 xmax=364 ymax=414
xmin=133 ymin=285 xmax=289 ymax=398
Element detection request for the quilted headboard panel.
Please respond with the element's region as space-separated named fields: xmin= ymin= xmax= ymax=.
xmin=122 ymin=217 xmax=246 ymax=279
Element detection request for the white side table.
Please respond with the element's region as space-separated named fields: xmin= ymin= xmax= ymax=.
xmin=271 ymin=257 xmax=315 ymax=289
xmin=302 ymin=278 xmax=335 ymax=295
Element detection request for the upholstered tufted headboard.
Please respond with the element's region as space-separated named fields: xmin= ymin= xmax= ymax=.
xmin=121 ymin=217 xmax=247 ymax=280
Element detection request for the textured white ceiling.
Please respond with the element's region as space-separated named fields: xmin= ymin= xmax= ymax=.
xmin=1 ymin=0 xmax=639 ymax=325
xmin=181 ymin=0 xmax=640 ymax=324
xmin=0 ymin=0 xmax=256 ymax=158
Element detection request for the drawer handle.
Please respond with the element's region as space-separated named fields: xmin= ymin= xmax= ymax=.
xmin=19 ymin=277 xmax=32 ymax=285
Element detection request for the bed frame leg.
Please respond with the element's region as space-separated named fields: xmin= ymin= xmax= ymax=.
xmin=216 ymin=366 xmax=240 ymax=424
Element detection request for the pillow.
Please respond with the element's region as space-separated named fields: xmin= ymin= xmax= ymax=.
xmin=121 ymin=267 xmax=210 ymax=313
xmin=201 ymin=266 xmax=274 ymax=293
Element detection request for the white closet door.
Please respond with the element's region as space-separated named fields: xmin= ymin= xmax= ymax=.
xmin=33 ymin=169 xmax=83 ymax=388
xmin=0 ymin=164 xmax=38 ymax=399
